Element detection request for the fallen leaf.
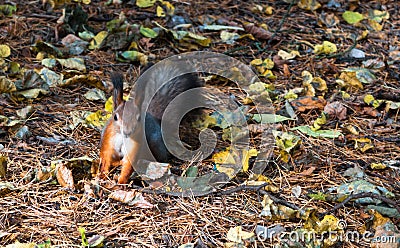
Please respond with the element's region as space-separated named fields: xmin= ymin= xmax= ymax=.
xmin=278 ymin=50 xmax=300 ymax=60
xmin=140 ymin=26 xmax=158 ymax=38
xmin=0 ymin=155 xmax=7 ymax=178
xmin=297 ymin=0 xmax=321 ymax=11
xmin=57 ymin=57 xmax=86 ymax=72
xmin=203 ymin=25 xmax=244 ymax=31
xmin=227 ymin=226 xmax=254 ymax=243
xmin=292 ymin=125 xmax=342 ymax=138
xmin=220 ymin=31 xmax=240 ymax=44
xmin=0 ymin=44 xmax=11 ymax=57
xmin=89 ymin=31 xmax=108 ymax=50
xmin=15 ymin=126 xmax=32 ymax=139
xmin=324 ymin=101 xmax=347 ymax=120
xmin=314 ymin=41 xmax=337 ymax=54
xmin=252 ymin=114 xmax=294 ymax=124
xmin=243 ymin=23 xmax=273 ymax=40
xmin=55 ymin=163 xmax=75 ymax=190
xmin=290 ymin=96 xmax=326 ymax=112
xmin=0 ymin=76 xmax=16 ymax=93
xmin=136 ymin=0 xmax=156 ymax=8
xmin=342 ymin=11 xmax=364 ymax=24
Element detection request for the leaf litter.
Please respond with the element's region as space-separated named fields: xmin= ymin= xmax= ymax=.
xmin=0 ymin=0 xmax=399 ymax=247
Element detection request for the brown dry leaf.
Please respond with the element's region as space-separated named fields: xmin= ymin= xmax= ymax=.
xmin=61 ymin=34 xmax=83 ymax=46
xmin=130 ymin=192 xmax=154 ymax=208
xmin=299 ymin=166 xmax=316 ymax=176
xmin=61 ymin=74 xmax=105 ymax=90
xmin=36 ymin=167 xmax=52 ymax=182
xmin=243 ymin=23 xmax=273 ymax=40
xmin=109 ymin=190 xmax=154 ymax=208
xmin=0 ymin=155 xmax=7 ymax=178
xmin=324 ymin=101 xmax=347 ymax=120
xmin=290 ymin=96 xmax=327 ymax=112
xmin=55 ymin=163 xmax=75 ymax=190
xmin=109 ymin=189 xmax=137 ymax=203
xmin=361 ymin=106 xmax=380 ymax=117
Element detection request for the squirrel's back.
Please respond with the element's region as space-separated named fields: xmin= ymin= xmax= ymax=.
xmin=134 ymin=62 xmax=203 ymax=120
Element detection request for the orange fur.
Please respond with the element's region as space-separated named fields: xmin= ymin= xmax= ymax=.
xmin=118 ymin=139 xmax=140 ymax=184
xmin=99 ymin=121 xmax=121 ymax=177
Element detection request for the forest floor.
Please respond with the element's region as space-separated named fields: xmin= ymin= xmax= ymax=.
xmin=0 ymin=0 xmax=399 ymax=247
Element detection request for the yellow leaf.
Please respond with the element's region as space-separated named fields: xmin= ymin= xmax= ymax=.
xmin=354 ymin=138 xmax=374 ymax=152
xmin=368 ymin=19 xmax=383 ymax=31
xmin=136 ymin=0 xmax=156 ymax=8
xmin=212 ymin=150 xmax=235 ymax=164
xmin=265 ymin=6 xmax=273 ymax=15
xmin=161 ymin=1 xmax=175 ymax=15
xmin=340 ymin=91 xmax=351 ymax=99
xmin=227 ymin=226 xmax=254 ymax=243
xmin=313 ymin=41 xmax=337 ymax=54
xmin=215 ymin=165 xmax=235 ymax=178
xmin=262 ymin=69 xmax=275 ymax=79
xmin=313 ymin=77 xmax=327 ymax=92
xmin=298 ymin=0 xmax=321 ymax=11
xmin=345 ymin=125 xmax=359 ymax=135
xmin=311 ymin=112 xmax=327 ymax=131
xmin=156 ymin=6 xmax=165 ymax=17
xmin=36 ymin=51 xmax=45 ymax=61
xmin=89 ymin=31 xmax=108 ymax=50
xmin=250 ymin=58 xmax=263 ymax=66
xmin=241 ymin=148 xmax=258 ymax=172
xmin=338 ymin=71 xmax=363 ymax=90
xmin=302 ymin=70 xmax=313 ymax=84
xmin=85 ymin=110 xmax=109 ymax=127
xmin=364 ymin=94 xmax=375 ymax=104
xmin=263 ymin=58 xmax=274 ymax=69
xmin=192 ymin=114 xmax=216 ymax=129
xmin=369 ymin=10 xmax=389 ymax=23
xmin=370 ymin=163 xmax=386 ymax=170
xmin=278 ymin=50 xmax=300 ymax=60
xmin=0 ymin=44 xmax=11 ymax=58
xmin=249 ymin=81 xmax=266 ymax=93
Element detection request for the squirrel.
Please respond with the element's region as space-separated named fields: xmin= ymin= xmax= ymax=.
xmin=99 ymin=62 xmax=203 ymax=184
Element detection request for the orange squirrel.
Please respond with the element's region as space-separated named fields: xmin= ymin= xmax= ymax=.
xmin=99 ymin=63 xmax=203 ymax=184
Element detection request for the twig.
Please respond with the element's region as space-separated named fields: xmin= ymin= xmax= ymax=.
xmin=259 ymin=189 xmax=300 ymax=210
xmin=324 ymin=192 xmax=400 ymax=217
xmin=132 ymin=183 xmax=270 ymax=197
xmin=266 ymin=0 xmax=295 ymax=47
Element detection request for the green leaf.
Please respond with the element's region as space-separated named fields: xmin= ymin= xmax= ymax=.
xmin=41 ymin=58 xmax=57 ymax=68
xmin=252 ymin=114 xmax=294 ymax=124
xmin=136 ymin=0 xmax=156 ymax=8
xmin=203 ymin=25 xmax=244 ymax=31
xmin=291 ymin=125 xmax=342 ymax=138
xmin=0 ymin=5 xmax=16 ymax=17
xmin=308 ymin=192 xmax=327 ymax=201
xmin=342 ymin=11 xmax=364 ymax=24
xmin=118 ymin=51 xmax=148 ymax=65
xmin=57 ymin=58 xmax=86 ymax=72
xmin=140 ymin=26 xmax=158 ymax=38
xmin=78 ymin=227 xmax=89 ymax=247
xmin=185 ymin=166 xmax=198 ymax=177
